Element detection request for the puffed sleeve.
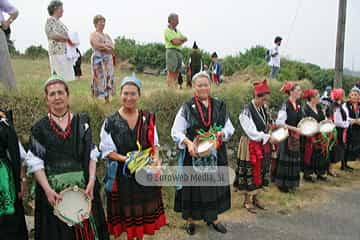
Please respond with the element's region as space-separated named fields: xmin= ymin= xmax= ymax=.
xmin=99 ymin=120 xmax=117 ymax=159
xmin=276 ymin=103 xmax=287 ymax=125
xmin=239 ymin=108 xmax=270 ymax=144
xmin=25 ymin=133 xmax=45 ymax=174
xmin=171 ymin=106 xmax=189 ymax=149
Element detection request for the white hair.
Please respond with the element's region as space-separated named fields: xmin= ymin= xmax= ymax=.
xmin=192 ymin=71 xmax=211 ymax=83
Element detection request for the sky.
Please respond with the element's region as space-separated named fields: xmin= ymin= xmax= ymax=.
xmin=7 ymin=0 xmax=360 ymax=71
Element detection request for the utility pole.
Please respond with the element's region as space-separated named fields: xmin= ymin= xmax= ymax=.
xmin=334 ymin=0 xmax=347 ymax=88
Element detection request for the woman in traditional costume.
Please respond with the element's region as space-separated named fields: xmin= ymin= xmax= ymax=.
xmin=0 ymin=110 xmax=28 ymax=240
xmin=327 ymin=88 xmax=349 ymax=176
xmin=274 ymin=82 xmax=303 ymax=193
xmin=25 ymin=75 xmax=109 ymax=240
xmin=235 ymin=80 xmax=275 ymax=213
xmin=344 ymin=86 xmax=360 ymax=164
xmin=100 ymin=74 xmax=166 ymax=240
xmin=301 ymin=89 xmax=328 ymax=182
xmin=90 ymin=15 xmax=115 ymax=103
xmin=171 ymin=71 xmax=234 ymax=235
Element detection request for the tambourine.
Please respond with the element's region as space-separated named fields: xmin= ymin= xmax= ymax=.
xmin=53 ymin=186 xmax=91 ymax=227
xmin=194 ymin=138 xmax=217 ymax=157
xmin=270 ymin=127 xmax=289 ymax=142
xmin=319 ymin=120 xmax=336 ymax=134
xmin=297 ymin=117 xmax=319 ymax=136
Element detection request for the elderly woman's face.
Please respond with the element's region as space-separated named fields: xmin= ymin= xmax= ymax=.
xmin=121 ymin=84 xmax=139 ymax=110
xmin=54 ymin=5 xmax=64 ymax=18
xmin=95 ymin=19 xmax=105 ymax=31
xmin=193 ymin=76 xmax=211 ymax=100
xmin=46 ymin=83 xmax=69 ymax=113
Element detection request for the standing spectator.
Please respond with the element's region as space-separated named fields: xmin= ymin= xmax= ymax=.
xmin=90 ymin=14 xmax=115 ymax=103
xmin=45 ymin=0 xmax=75 ymax=81
xmin=178 ymin=61 xmax=186 ymax=89
xmin=164 ymin=13 xmax=187 ymax=88
xmin=0 ymin=0 xmax=18 ymax=90
xmin=188 ymin=41 xmax=202 ymax=81
xmin=209 ymin=52 xmax=222 ymax=85
xmin=73 ymin=48 xmax=82 ymax=80
xmin=320 ymin=86 xmax=333 ymax=108
xmin=269 ymin=36 xmax=282 ymax=79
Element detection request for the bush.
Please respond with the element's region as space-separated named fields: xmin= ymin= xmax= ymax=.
xmin=83 ymin=36 xmax=212 ymax=72
xmin=0 ymin=80 xmax=312 ymax=147
xmin=24 ymin=45 xmax=48 ymax=59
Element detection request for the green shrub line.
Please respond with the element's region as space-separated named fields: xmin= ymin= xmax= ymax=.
xmin=0 ymin=80 xmax=312 ymax=149
xmin=17 ymin=37 xmax=359 ymax=92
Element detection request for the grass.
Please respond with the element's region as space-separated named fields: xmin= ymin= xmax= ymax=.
xmin=9 ymin=57 xmax=168 ymax=96
xmin=4 ymin=58 xmax=360 ymax=240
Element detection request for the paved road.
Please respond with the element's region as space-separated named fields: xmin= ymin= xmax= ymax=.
xmin=184 ymin=187 xmax=360 ymax=240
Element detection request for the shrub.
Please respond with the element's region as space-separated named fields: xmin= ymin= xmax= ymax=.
xmin=0 ymin=79 xmax=311 ymax=147
xmin=83 ymin=36 xmax=212 ymax=72
xmin=24 ymin=45 xmax=48 ymax=59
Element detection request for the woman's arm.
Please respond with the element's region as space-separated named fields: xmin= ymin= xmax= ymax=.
xmin=45 ymin=18 xmax=68 ymax=42
xmin=90 ymin=32 xmax=112 ymax=52
xmin=34 ymin=170 xmax=62 ymax=205
xmin=171 ymin=106 xmax=197 ymax=156
xmin=99 ymin=121 xmax=127 ymax=162
xmin=0 ymin=0 xmax=18 ymax=29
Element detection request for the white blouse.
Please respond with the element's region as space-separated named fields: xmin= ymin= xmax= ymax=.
xmin=275 ymin=103 xmax=287 ymax=125
xmin=342 ymin=102 xmax=358 ymax=124
xmin=0 ymin=0 xmax=17 ymax=22
xmin=239 ymin=106 xmax=270 ymax=145
xmin=171 ymin=106 xmax=235 ymax=149
xmin=18 ymin=141 xmax=26 ymax=161
xmin=99 ymin=121 xmax=160 ymax=159
xmin=26 ymin=146 xmax=100 ymax=174
xmin=334 ymin=105 xmax=350 ymax=129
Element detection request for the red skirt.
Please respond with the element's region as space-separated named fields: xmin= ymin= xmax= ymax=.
xmin=107 ymin=179 xmax=167 ymax=239
xmin=249 ymin=140 xmax=271 ymax=188
xmin=212 ymin=74 xmax=219 ymax=84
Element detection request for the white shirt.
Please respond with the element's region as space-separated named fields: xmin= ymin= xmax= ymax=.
xmin=334 ymin=105 xmax=350 ymax=129
xmin=269 ymin=44 xmax=280 ymax=68
xmin=66 ymin=31 xmax=80 ymax=63
xmin=171 ymin=106 xmax=235 ymax=149
xmin=0 ymin=0 xmax=17 ymax=23
xmin=275 ymin=103 xmax=287 ymax=125
xmin=239 ymin=103 xmax=270 ymax=145
xmin=99 ymin=121 xmax=160 ymax=159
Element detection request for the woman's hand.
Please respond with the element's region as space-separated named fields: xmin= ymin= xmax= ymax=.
xmin=85 ymin=179 xmax=95 ymax=200
xmin=354 ymin=119 xmax=360 ymax=125
xmin=151 ymin=157 xmax=161 ymax=167
xmin=45 ymin=188 xmax=62 ymax=206
xmin=216 ymin=131 xmax=224 ymax=139
xmin=185 ymin=140 xmax=197 ymax=157
xmin=269 ymin=136 xmax=280 ymax=145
